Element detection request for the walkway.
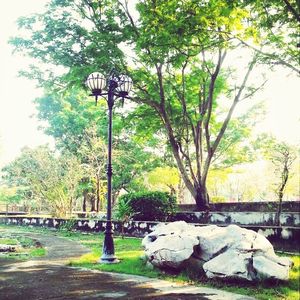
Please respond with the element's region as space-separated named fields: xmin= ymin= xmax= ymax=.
xmin=0 ymin=229 xmax=255 ymax=299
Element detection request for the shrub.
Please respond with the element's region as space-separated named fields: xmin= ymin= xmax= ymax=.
xmin=116 ymin=191 xmax=177 ymax=221
xmin=58 ymin=219 xmax=77 ymax=231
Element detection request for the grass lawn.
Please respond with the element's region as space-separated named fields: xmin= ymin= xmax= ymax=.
xmin=0 ymin=232 xmax=46 ymax=259
xmin=0 ymin=224 xmax=299 ymax=299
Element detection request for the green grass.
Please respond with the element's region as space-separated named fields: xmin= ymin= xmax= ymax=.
xmin=0 ymin=224 xmax=299 ymax=299
xmin=68 ymin=236 xmax=163 ymax=278
xmin=189 ymin=254 xmax=300 ymax=300
xmin=0 ymin=228 xmax=47 ymax=260
xmin=0 ymin=238 xmax=19 ymax=245
xmin=28 ymin=247 xmax=46 ymax=257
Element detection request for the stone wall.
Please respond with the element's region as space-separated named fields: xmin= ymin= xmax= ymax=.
xmin=0 ymin=216 xmax=299 ymax=252
xmin=179 ymin=201 xmax=300 ymax=212
xmin=172 ymin=211 xmax=300 ymax=226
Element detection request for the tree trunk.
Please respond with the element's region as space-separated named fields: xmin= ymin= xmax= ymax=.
xmin=195 ymin=185 xmax=210 ymax=211
xmin=69 ymin=197 xmax=73 ymax=217
xmin=82 ymin=190 xmax=87 ymax=212
xmin=96 ymin=176 xmax=100 ymax=212
xmin=275 ymin=163 xmax=289 ymax=226
xmin=275 ymin=192 xmax=283 ymax=226
xmin=177 ymin=177 xmax=185 ymax=204
xmin=90 ymin=194 xmax=96 ymax=212
xmin=167 ymin=185 xmax=176 ymax=197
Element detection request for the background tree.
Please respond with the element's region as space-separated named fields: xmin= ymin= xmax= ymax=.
xmin=78 ymin=125 xmax=107 ymax=212
xmin=0 ymin=186 xmax=22 ymax=212
xmin=2 ymin=145 xmax=83 ymax=217
xmin=269 ymin=143 xmax=297 ymax=225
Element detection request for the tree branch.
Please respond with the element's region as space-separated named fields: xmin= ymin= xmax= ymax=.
xmin=281 ymin=0 xmax=300 ymax=23
xmin=202 ymin=55 xmax=257 ymax=183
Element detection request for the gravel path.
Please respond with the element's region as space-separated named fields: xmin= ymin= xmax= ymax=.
xmin=0 ymin=228 xmax=255 ymax=300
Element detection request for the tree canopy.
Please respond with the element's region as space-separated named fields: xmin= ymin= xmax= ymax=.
xmin=8 ymin=0 xmax=298 ymax=209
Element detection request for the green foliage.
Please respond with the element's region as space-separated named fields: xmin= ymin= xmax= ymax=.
xmin=58 ymin=219 xmax=77 ymax=232
xmin=34 ymin=90 xmax=108 ymax=154
xmin=210 ymin=196 xmax=227 ymax=203
xmin=117 ymin=191 xmax=177 ymax=222
xmin=1 ymin=145 xmax=83 ymax=217
xmin=0 ymin=238 xmax=18 ymax=245
xmin=9 ymin=0 xmax=282 ymax=209
xmin=114 ymin=198 xmax=134 ymax=222
xmin=146 ymin=167 xmax=179 ymax=193
xmin=34 ymin=89 xmax=160 ymax=206
xmin=0 ymin=186 xmax=21 ymax=205
xmin=256 ymin=135 xmax=298 ymax=198
xmin=243 ymin=0 xmax=300 ymax=73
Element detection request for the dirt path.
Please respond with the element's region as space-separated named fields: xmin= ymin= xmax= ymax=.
xmin=0 ymin=229 xmax=255 ymax=299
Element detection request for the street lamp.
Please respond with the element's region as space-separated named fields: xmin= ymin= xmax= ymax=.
xmin=86 ymin=70 xmax=132 ymax=263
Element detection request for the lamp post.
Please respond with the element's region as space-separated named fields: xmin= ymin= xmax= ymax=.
xmin=86 ymin=70 xmax=132 ymax=263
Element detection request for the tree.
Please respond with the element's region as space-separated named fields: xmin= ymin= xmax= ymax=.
xmin=269 ymin=143 xmax=297 ymax=225
xmin=10 ymin=0 xmax=270 ymax=209
xmin=0 ymin=186 xmax=22 ymax=211
xmin=34 ymin=88 xmax=159 ymax=209
xmin=256 ymin=134 xmax=298 ymax=221
xmin=128 ymin=1 xmax=262 ymax=209
xmin=2 ymin=146 xmax=83 ymax=217
xmin=78 ymin=125 xmax=107 ymax=211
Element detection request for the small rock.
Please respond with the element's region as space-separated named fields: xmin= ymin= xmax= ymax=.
xmin=0 ymin=245 xmax=16 ymax=252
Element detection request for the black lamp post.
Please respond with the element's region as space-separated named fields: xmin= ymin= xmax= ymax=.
xmin=86 ymin=71 xmax=132 ymax=263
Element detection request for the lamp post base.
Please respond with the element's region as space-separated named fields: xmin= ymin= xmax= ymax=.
xmin=99 ymin=254 xmax=120 ymax=264
xmin=99 ymin=221 xmax=119 ymax=264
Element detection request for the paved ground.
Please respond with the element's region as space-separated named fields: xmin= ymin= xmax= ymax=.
xmin=0 ymin=229 xmax=255 ymax=300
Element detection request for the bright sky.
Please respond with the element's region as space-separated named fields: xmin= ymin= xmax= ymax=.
xmin=0 ymin=1 xmax=299 ymax=169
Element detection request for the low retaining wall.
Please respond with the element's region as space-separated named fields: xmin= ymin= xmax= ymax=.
xmin=179 ymin=201 xmax=300 ymax=212
xmin=0 ymin=216 xmax=299 ymax=252
xmin=172 ymin=211 xmax=300 ymax=226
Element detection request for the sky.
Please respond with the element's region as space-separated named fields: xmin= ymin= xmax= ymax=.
xmin=0 ymin=0 xmax=299 ymax=169
xmin=0 ymin=0 xmax=54 ymax=168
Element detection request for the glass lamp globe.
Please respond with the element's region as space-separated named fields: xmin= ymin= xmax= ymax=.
xmin=116 ymin=74 xmax=133 ymax=97
xmin=86 ymin=72 xmax=106 ymax=95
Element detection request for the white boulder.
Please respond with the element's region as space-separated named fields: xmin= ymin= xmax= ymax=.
xmin=203 ymin=249 xmax=253 ymax=281
xmin=144 ymin=234 xmax=199 ymax=269
xmin=142 ymin=221 xmax=293 ymax=281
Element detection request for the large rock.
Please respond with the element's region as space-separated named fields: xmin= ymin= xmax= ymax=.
xmin=144 ymin=235 xmax=199 ymax=269
xmin=142 ymin=221 xmax=293 ymax=281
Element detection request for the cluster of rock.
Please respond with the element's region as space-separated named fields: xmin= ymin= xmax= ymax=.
xmin=142 ymin=221 xmax=293 ymax=281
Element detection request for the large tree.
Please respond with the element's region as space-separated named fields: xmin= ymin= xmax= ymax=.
xmin=11 ymin=0 xmax=275 ymax=209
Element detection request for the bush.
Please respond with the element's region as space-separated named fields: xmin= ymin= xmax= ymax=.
xmin=116 ymin=191 xmax=177 ymax=221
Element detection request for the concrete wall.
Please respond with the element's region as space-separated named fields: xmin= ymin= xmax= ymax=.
xmin=178 ymin=201 xmax=300 ymax=212
xmin=0 ymin=216 xmax=299 ymax=252
xmin=172 ymin=211 xmax=300 ymax=226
